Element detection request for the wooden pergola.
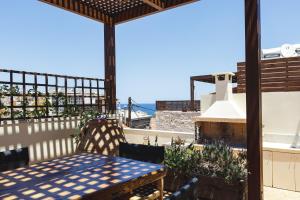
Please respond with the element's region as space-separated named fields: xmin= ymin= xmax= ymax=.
xmin=39 ymin=0 xmax=263 ymax=199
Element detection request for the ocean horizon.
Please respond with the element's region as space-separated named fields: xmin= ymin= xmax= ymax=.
xmin=120 ymin=103 xmax=156 ymax=116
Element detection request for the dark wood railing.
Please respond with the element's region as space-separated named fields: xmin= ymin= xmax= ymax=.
xmin=237 ymin=57 xmax=300 ymax=92
xmin=156 ymin=100 xmax=200 ymax=111
xmin=0 ymin=69 xmax=107 ymax=120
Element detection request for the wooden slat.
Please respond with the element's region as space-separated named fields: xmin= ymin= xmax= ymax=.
xmin=39 ymin=0 xmax=113 ymax=24
xmin=143 ymin=0 xmax=165 ymax=10
xmin=156 ymin=100 xmax=200 ymax=111
xmin=39 ymin=0 xmax=200 ymax=25
xmin=237 ymin=56 xmax=300 ymax=92
xmin=114 ymin=0 xmax=198 ymax=24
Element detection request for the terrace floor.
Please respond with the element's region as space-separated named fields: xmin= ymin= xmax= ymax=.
xmin=264 ymin=187 xmax=300 ymax=200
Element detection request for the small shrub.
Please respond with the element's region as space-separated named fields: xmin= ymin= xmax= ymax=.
xmin=164 ymin=140 xmax=247 ymax=184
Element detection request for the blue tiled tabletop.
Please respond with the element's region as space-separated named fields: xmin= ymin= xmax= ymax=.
xmin=0 ymin=153 xmax=165 ymax=200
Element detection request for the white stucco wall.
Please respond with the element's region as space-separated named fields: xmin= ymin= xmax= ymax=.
xmin=0 ymin=118 xmax=78 ymax=163
xmin=124 ymin=128 xmax=194 ymax=145
xmin=201 ymin=92 xmax=300 ymax=146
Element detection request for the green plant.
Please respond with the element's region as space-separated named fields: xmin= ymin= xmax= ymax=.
xmin=0 ymin=104 xmax=9 ymax=117
xmin=196 ymin=141 xmax=247 ymax=183
xmin=12 ymin=110 xmax=24 ymax=119
xmin=164 ymin=140 xmax=194 ymax=176
xmin=27 ymin=88 xmax=42 ymax=96
xmin=0 ymin=85 xmax=23 ymax=118
xmin=0 ymin=84 xmax=21 ymax=96
xmin=43 ymin=96 xmax=54 ymax=114
xmin=10 ymin=85 xmax=20 ymax=95
xmin=0 ymin=85 xmax=9 ymax=117
xmin=51 ymin=92 xmax=78 ymax=117
xmin=164 ymin=140 xmax=247 ymax=184
xmin=62 ymin=105 xmax=79 ymax=117
xmin=52 ymin=92 xmax=65 ymax=108
xmin=30 ymin=108 xmax=46 ymax=118
xmin=15 ymin=98 xmax=31 ymax=119
xmin=0 ymin=85 xmax=9 ymax=96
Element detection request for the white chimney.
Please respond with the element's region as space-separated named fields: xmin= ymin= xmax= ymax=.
xmin=194 ymin=72 xmax=246 ymax=123
xmin=214 ymin=72 xmax=234 ymax=101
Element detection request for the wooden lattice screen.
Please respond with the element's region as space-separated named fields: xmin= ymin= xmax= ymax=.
xmin=0 ymin=69 xmax=107 ymax=120
xmin=77 ymin=119 xmax=126 ymax=156
xmin=237 ymin=57 xmax=300 ymax=92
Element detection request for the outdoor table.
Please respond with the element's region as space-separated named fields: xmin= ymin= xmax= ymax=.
xmin=0 ymin=153 xmax=166 ymax=200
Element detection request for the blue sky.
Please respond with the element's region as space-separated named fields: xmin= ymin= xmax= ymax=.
xmin=0 ymin=0 xmax=299 ymax=103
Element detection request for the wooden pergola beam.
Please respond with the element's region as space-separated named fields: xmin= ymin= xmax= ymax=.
xmin=39 ymin=0 xmax=113 ymax=24
xmin=143 ymin=0 xmax=165 ymax=11
xmin=244 ymin=0 xmax=263 ymax=199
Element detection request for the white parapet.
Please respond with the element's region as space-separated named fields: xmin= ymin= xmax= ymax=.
xmin=123 ymin=128 xmax=194 ymax=145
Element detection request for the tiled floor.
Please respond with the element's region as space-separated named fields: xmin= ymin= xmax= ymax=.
xmin=264 ymin=187 xmax=300 ymax=200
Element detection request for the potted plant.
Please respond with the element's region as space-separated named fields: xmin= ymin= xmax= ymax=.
xmin=164 ymin=138 xmax=194 ymax=191
xmin=164 ymin=140 xmax=248 ymax=200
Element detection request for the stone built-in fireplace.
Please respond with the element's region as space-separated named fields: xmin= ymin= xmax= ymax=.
xmin=194 ymin=72 xmax=246 ymax=147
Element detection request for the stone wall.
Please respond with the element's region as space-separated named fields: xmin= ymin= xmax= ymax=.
xmin=150 ymin=111 xmax=200 ymax=133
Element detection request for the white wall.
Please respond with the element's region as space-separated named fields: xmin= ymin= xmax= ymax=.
xmin=124 ymin=128 xmax=194 ymax=145
xmin=201 ymin=92 xmax=300 ymax=146
xmin=0 ymin=118 xmax=78 ymax=163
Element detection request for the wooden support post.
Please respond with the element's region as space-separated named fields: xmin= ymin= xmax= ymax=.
xmin=190 ymin=78 xmax=195 ymax=111
xmin=104 ymin=23 xmax=116 ymax=114
xmin=157 ymin=178 xmax=164 ymax=200
xmin=244 ymin=0 xmax=263 ymax=199
xmin=127 ymin=97 xmax=132 ymax=128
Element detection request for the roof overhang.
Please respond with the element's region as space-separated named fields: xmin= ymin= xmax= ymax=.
xmin=39 ymin=0 xmax=200 ymax=25
xmin=193 ymin=100 xmax=246 ymax=124
xmin=191 ymin=73 xmax=238 ymax=84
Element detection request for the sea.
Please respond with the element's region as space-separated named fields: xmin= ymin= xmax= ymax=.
xmin=120 ymin=103 xmax=156 ymax=116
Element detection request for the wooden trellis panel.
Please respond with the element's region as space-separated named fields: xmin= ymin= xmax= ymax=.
xmin=0 ymin=69 xmax=106 ymax=120
xmin=40 ymin=0 xmax=113 ymax=24
xmin=40 ymin=0 xmax=199 ymax=24
xmin=237 ymin=57 xmax=300 ymax=93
